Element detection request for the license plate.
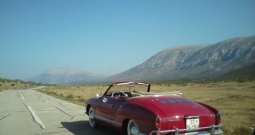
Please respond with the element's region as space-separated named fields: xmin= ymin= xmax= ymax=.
xmin=186 ymin=118 xmax=199 ymax=129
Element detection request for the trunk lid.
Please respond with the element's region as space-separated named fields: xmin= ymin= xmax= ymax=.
xmin=131 ymin=95 xmax=216 ymax=130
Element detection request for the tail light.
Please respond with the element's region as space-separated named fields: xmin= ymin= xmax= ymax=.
xmin=155 ymin=116 xmax=161 ymax=130
xmin=216 ymin=112 xmax=221 ymax=125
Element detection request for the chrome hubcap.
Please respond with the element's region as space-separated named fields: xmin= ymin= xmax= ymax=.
xmin=128 ymin=120 xmax=139 ymax=135
xmin=131 ymin=125 xmax=139 ymax=135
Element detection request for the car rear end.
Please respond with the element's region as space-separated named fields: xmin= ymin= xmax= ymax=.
xmin=148 ymin=96 xmax=223 ymax=135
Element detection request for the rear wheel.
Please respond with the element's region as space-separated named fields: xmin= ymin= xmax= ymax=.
xmin=88 ymin=107 xmax=97 ymax=128
xmin=127 ymin=119 xmax=139 ymax=135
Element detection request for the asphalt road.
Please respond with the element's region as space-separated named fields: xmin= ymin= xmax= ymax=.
xmin=0 ymin=88 xmax=117 ymax=135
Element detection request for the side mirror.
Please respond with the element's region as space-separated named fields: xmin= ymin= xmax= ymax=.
xmin=96 ymin=93 xmax=100 ymax=97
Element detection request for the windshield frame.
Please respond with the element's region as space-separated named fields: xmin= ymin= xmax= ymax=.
xmin=103 ymin=81 xmax=151 ymax=96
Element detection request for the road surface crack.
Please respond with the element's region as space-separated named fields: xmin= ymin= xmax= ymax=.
xmin=58 ymin=101 xmax=65 ymax=107
xmin=0 ymin=113 xmax=11 ymax=121
xmin=55 ymin=107 xmax=72 ymax=117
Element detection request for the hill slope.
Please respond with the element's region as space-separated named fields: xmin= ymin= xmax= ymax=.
xmin=107 ymin=36 xmax=255 ymax=81
xmin=218 ymin=63 xmax=255 ymax=80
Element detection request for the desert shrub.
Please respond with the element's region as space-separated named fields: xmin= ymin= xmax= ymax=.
xmin=175 ymin=82 xmax=188 ymax=86
xmin=59 ymin=93 xmax=64 ymax=97
xmin=78 ymin=96 xmax=86 ymax=102
xmin=45 ymin=91 xmax=52 ymax=95
xmin=51 ymin=91 xmax=57 ymax=95
xmin=66 ymin=93 xmax=73 ymax=99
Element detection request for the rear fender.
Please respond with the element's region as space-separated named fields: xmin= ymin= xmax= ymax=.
xmin=116 ymin=103 xmax=157 ymax=134
xmin=196 ymin=102 xmax=218 ymax=115
xmin=196 ymin=102 xmax=220 ymax=124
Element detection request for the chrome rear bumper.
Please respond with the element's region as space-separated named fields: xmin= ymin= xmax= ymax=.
xmin=148 ymin=124 xmax=223 ymax=135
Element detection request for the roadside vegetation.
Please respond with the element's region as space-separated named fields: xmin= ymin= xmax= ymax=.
xmin=37 ymin=79 xmax=255 ymax=135
xmin=0 ymin=77 xmax=42 ymax=91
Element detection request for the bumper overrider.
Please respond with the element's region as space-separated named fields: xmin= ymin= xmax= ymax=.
xmin=145 ymin=124 xmax=223 ymax=135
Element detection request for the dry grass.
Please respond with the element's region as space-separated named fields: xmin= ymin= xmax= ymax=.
xmin=0 ymin=78 xmax=41 ymax=91
xmin=38 ymin=80 xmax=255 ymax=135
xmin=39 ymin=84 xmax=108 ymax=105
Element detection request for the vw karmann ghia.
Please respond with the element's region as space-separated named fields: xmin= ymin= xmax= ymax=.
xmin=86 ymin=81 xmax=223 ymax=135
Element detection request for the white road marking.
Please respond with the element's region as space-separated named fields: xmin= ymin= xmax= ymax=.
xmin=19 ymin=90 xmax=25 ymax=99
xmin=26 ymin=105 xmax=46 ymax=129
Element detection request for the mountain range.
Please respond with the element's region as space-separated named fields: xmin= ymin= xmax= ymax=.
xmin=107 ymin=36 xmax=255 ymax=81
xmin=29 ymin=67 xmax=107 ymax=84
xmin=30 ymin=36 xmax=255 ymax=84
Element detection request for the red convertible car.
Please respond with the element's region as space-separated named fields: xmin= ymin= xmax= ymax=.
xmin=86 ymin=81 xmax=223 ymax=135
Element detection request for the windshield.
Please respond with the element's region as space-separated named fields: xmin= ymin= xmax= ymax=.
xmin=104 ymin=82 xmax=150 ymax=97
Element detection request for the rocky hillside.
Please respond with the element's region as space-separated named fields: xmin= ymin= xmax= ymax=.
xmin=107 ymin=36 xmax=255 ymax=81
xmin=30 ymin=67 xmax=107 ymax=84
xmin=218 ymin=63 xmax=255 ymax=80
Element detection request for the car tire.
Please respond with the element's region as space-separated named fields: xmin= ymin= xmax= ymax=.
xmin=88 ymin=107 xmax=97 ymax=128
xmin=127 ymin=119 xmax=139 ymax=135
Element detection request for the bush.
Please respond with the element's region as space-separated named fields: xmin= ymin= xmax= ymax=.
xmin=66 ymin=93 xmax=73 ymax=99
xmin=59 ymin=93 xmax=64 ymax=97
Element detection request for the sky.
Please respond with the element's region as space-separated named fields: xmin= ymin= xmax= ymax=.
xmin=1 ymin=0 xmax=255 ymax=79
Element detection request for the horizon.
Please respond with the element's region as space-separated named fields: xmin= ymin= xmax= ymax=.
xmin=1 ymin=0 xmax=255 ymax=80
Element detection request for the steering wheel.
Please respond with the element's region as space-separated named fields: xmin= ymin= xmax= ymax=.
xmin=111 ymin=91 xmax=127 ymax=98
xmin=119 ymin=91 xmax=127 ymax=97
xmin=111 ymin=92 xmax=118 ymax=98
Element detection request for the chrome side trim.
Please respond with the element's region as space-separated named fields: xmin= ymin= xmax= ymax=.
xmin=185 ymin=116 xmax=199 ymax=119
xmin=94 ymin=114 xmax=122 ymax=127
xmin=149 ymin=124 xmax=223 ymax=135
